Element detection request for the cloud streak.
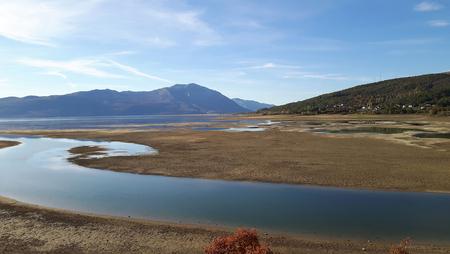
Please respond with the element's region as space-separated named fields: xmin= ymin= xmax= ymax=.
xmin=0 ymin=0 xmax=97 ymax=46
xmin=0 ymin=0 xmax=220 ymax=48
xmin=414 ymin=1 xmax=443 ymax=12
xmin=247 ymin=62 xmax=302 ymax=70
xmin=17 ymin=58 xmax=125 ymax=79
xmin=282 ymin=71 xmax=370 ymax=82
xmin=107 ymin=60 xmax=171 ymax=83
xmin=428 ymin=20 xmax=449 ymax=27
xmin=369 ymin=38 xmax=439 ymax=46
xmin=283 ymin=71 xmax=348 ymax=81
xmin=17 ymin=57 xmax=170 ymax=82
xmin=40 ymin=71 xmax=68 ymax=80
xmin=105 ymin=51 xmax=138 ymax=56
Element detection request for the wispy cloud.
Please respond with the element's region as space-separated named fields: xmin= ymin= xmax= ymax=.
xmin=17 ymin=57 xmax=125 ymax=79
xmin=106 ymin=60 xmax=171 ymax=83
xmin=143 ymin=37 xmax=177 ymax=48
xmin=40 ymin=71 xmax=68 ymax=80
xmin=17 ymin=56 xmax=170 ymax=82
xmin=0 ymin=0 xmax=220 ymax=47
xmin=247 ymin=62 xmax=302 ymax=70
xmin=283 ymin=71 xmax=347 ymax=81
xmin=105 ymin=51 xmax=138 ymax=56
xmin=240 ymin=61 xmax=369 ymax=82
xmin=135 ymin=5 xmax=221 ymax=47
xmin=282 ymin=71 xmax=370 ymax=82
xmin=369 ymin=38 xmax=439 ymax=46
xmin=428 ymin=20 xmax=449 ymax=27
xmin=414 ymin=1 xmax=443 ymax=12
xmin=0 ymin=0 xmax=97 ymax=46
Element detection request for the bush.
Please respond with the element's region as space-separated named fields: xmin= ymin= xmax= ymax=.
xmin=389 ymin=239 xmax=411 ymax=254
xmin=204 ymin=229 xmax=273 ymax=254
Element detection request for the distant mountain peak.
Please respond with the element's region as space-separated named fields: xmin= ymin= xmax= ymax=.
xmin=171 ymin=83 xmax=202 ymax=88
xmin=232 ymin=98 xmax=275 ymax=112
xmin=0 ymin=84 xmax=250 ymax=118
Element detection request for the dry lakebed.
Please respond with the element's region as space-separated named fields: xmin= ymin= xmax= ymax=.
xmin=1 ymin=114 xmax=450 ymax=253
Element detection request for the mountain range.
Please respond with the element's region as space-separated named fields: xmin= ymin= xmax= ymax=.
xmin=261 ymin=72 xmax=450 ymax=115
xmin=3 ymin=72 xmax=449 ymax=118
xmin=0 ymin=84 xmax=272 ymax=118
xmin=232 ymin=98 xmax=274 ymax=111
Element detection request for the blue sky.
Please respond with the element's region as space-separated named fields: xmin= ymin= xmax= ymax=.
xmin=0 ymin=0 xmax=449 ymax=105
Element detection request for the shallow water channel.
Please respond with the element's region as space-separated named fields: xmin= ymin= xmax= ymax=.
xmin=1 ymin=135 xmax=450 ymax=242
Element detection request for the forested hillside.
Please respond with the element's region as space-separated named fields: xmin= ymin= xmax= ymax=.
xmin=261 ymin=73 xmax=450 ymax=115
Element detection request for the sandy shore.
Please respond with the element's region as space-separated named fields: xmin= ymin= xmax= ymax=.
xmin=2 ymin=196 xmax=450 ymax=254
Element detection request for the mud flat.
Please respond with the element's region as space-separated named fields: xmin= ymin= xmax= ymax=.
xmin=11 ymin=119 xmax=449 ymax=192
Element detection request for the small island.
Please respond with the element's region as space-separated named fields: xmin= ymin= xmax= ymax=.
xmin=0 ymin=140 xmax=20 ymax=149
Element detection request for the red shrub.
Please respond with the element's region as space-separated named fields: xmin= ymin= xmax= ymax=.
xmin=389 ymin=239 xmax=411 ymax=254
xmin=205 ymin=229 xmax=273 ymax=254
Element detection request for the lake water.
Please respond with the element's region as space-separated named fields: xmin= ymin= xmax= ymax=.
xmin=1 ymin=135 xmax=450 ymax=242
xmin=414 ymin=132 xmax=450 ymax=139
xmin=0 ymin=115 xmax=245 ymax=130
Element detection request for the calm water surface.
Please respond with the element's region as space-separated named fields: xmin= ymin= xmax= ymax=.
xmin=414 ymin=132 xmax=450 ymax=139
xmin=1 ymin=136 xmax=450 ymax=242
xmin=0 ymin=115 xmax=242 ymax=130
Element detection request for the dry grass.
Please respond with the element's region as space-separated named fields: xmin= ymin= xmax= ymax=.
xmin=69 ymin=145 xmax=107 ymax=159
xmin=31 ymin=127 xmax=450 ymax=192
xmin=69 ymin=145 xmax=106 ymax=154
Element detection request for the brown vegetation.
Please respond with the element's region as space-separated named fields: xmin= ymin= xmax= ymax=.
xmin=69 ymin=145 xmax=106 ymax=154
xmin=205 ymin=229 xmax=272 ymax=254
xmin=390 ymin=239 xmax=411 ymax=254
xmin=68 ymin=145 xmax=107 ymax=160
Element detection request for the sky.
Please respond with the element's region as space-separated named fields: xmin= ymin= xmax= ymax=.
xmin=0 ymin=0 xmax=449 ymax=105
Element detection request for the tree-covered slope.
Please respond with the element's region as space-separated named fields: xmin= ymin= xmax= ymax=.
xmin=261 ymin=73 xmax=450 ymax=115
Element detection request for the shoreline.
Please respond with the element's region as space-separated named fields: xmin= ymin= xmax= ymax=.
xmin=2 ymin=127 xmax=450 ymax=193
xmin=0 ymin=195 xmax=359 ymax=243
xmin=3 ymin=135 xmax=450 ymax=194
xmin=1 ymin=115 xmax=450 ymax=253
xmin=1 ymin=195 xmax=450 ymax=254
xmin=0 ymin=195 xmax=228 ymax=235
